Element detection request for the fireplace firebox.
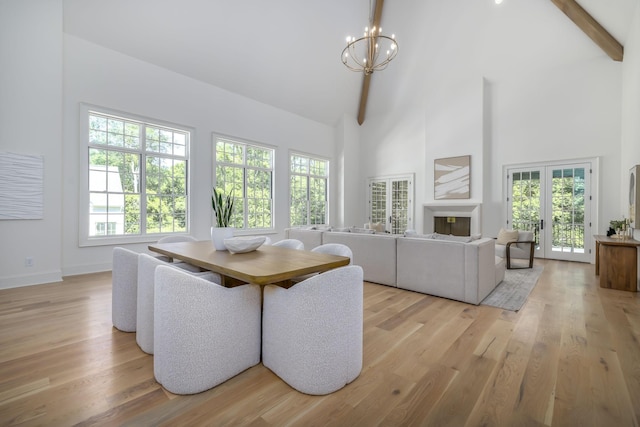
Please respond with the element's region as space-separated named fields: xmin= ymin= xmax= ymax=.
xmin=434 ymin=216 xmax=471 ymax=236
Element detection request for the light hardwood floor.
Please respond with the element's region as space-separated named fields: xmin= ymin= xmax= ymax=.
xmin=0 ymin=259 xmax=639 ymax=426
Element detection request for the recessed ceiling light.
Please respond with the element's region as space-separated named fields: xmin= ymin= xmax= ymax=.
xmin=495 ymin=0 xmax=503 ymax=4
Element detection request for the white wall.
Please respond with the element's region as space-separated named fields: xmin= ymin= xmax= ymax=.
xmin=335 ymin=113 xmax=362 ymax=227
xmin=0 ymin=0 xmax=63 ymax=289
xmin=489 ymin=57 xmax=622 ymax=236
xmin=621 ymin=3 xmax=640 ymax=239
xmin=356 ymin=0 xmax=623 ymax=242
xmin=62 ymin=36 xmax=336 ymax=276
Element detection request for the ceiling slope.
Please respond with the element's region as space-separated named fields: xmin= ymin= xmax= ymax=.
xmin=63 ymin=0 xmax=637 ymax=126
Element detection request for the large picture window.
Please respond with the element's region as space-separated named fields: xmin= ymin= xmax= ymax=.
xmin=80 ymin=105 xmax=190 ymax=245
xmin=290 ymin=153 xmax=329 ymax=226
xmin=214 ymin=136 xmax=274 ymax=230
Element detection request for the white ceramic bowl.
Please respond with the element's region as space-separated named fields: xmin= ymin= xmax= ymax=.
xmin=224 ymin=236 xmax=266 ymax=254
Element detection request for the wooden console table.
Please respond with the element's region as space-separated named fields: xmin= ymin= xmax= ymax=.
xmin=594 ymin=235 xmax=640 ymax=292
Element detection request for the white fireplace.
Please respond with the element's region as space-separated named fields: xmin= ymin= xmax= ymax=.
xmin=423 ymin=203 xmax=482 ymax=236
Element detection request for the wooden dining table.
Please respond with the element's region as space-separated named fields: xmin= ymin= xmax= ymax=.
xmin=148 ymin=240 xmax=350 ymax=287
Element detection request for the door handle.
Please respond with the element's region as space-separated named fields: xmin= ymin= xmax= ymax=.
xmin=540 ymin=219 xmax=544 ymax=230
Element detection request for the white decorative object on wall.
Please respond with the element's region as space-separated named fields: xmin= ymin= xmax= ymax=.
xmin=434 ymin=155 xmax=470 ymax=200
xmin=0 ymin=152 xmax=44 ymax=220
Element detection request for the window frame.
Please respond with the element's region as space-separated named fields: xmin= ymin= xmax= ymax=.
xmin=289 ymin=151 xmax=330 ymax=227
xmin=213 ymin=134 xmax=276 ymax=233
xmin=79 ymin=104 xmax=192 ymax=247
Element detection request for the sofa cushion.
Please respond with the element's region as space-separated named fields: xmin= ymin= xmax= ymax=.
xmin=285 ymin=228 xmax=323 ymax=250
xmin=350 ymin=227 xmax=375 ymax=234
xmin=432 ymin=233 xmax=473 ymax=243
xmin=404 ymin=230 xmax=434 ymax=239
xmin=497 ymin=228 xmax=519 ymax=245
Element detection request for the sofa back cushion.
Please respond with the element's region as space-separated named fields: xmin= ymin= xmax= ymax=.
xmin=322 ymin=232 xmax=397 ymax=286
xmin=285 ymin=228 xmax=323 ymax=250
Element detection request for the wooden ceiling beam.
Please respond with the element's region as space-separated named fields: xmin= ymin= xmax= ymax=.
xmin=357 ymin=0 xmax=385 ymax=125
xmin=551 ymin=0 xmax=623 ymax=62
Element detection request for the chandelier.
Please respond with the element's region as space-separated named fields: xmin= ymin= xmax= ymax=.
xmin=341 ymin=9 xmax=398 ymax=75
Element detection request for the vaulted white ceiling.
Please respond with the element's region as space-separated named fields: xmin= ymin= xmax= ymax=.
xmin=63 ymin=0 xmax=637 ymax=126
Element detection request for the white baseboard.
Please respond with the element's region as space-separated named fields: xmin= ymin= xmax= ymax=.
xmin=62 ymin=262 xmax=112 ymax=278
xmin=0 ymin=270 xmax=63 ymax=290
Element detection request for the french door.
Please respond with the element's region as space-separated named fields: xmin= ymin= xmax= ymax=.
xmin=506 ymin=161 xmax=593 ymax=263
xmin=368 ymin=174 xmax=413 ymax=234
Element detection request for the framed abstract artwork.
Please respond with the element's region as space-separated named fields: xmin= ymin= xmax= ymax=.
xmin=630 ymin=165 xmax=640 ymax=227
xmin=434 ymin=155 xmax=470 ymax=200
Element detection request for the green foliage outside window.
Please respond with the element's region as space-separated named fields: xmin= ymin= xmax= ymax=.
xmin=214 ymin=138 xmax=273 ymax=229
xmin=511 ymin=168 xmax=585 ymax=250
xmin=290 ymin=154 xmax=328 ymax=227
xmin=88 ymin=112 xmax=188 ymax=237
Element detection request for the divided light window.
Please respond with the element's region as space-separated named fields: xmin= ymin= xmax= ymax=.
xmin=290 ymin=153 xmax=329 ymax=226
xmin=214 ymin=136 xmax=274 ymax=230
xmin=85 ymin=110 xmax=189 ymax=241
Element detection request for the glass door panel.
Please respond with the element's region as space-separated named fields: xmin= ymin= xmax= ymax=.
xmin=547 ymin=165 xmax=589 ymax=262
xmin=509 ymin=169 xmax=544 ymax=257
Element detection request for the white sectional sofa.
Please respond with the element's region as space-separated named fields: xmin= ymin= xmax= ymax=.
xmin=321 ymin=231 xmax=397 ymax=287
xmin=284 ymin=228 xmax=500 ymax=305
xmin=285 ymin=228 xmax=323 ymax=250
xmin=396 ymin=236 xmax=497 ymax=305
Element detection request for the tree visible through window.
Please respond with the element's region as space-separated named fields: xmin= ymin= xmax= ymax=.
xmin=87 ymin=111 xmax=189 ymax=238
xmin=214 ymin=137 xmax=274 ymax=230
xmin=290 ymin=153 xmax=329 ymax=226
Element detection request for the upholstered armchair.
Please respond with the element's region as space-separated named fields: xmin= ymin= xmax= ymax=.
xmin=272 ymin=239 xmax=304 ymax=250
xmin=495 ymin=229 xmax=535 ymax=269
xmin=311 ymin=243 xmax=353 ymax=262
xmin=154 ymin=265 xmax=261 ymax=394
xmin=112 ymin=247 xmax=139 ymax=332
xmin=292 ymin=243 xmax=353 ymax=283
xmin=262 ymin=265 xmax=364 ymax=395
xmin=137 ymin=253 xmax=220 ymax=354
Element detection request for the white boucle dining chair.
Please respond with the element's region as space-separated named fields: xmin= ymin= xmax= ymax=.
xmin=312 ymin=243 xmax=353 ymax=263
xmin=153 ymin=235 xmax=199 ymax=265
xmin=262 ymin=265 xmax=364 ymax=395
xmin=292 ymin=243 xmax=353 ymax=283
xmin=136 ymin=253 xmax=220 ymax=354
xmin=272 ymin=238 xmax=304 ymax=250
xmin=153 ymin=265 xmax=261 ymax=394
xmin=112 ymin=247 xmax=139 ymax=332
xmin=157 ymin=235 xmax=198 ymax=243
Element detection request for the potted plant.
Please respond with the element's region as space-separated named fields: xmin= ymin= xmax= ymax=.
xmin=211 ymin=187 xmax=235 ymax=250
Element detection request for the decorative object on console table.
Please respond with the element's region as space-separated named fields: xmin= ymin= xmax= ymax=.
xmin=610 ymin=219 xmax=630 ymax=239
xmin=211 ymin=187 xmax=235 ymax=251
xmin=434 ymin=155 xmax=470 ymax=200
xmin=630 ymin=165 xmax=640 ymax=228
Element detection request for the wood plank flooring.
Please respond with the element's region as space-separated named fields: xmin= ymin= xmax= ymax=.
xmin=0 ymin=259 xmax=639 ymax=426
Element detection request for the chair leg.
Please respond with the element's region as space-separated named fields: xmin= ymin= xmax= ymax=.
xmin=528 ymin=242 xmax=535 ymax=268
xmin=506 ymin=242 xmax=535 ymax=269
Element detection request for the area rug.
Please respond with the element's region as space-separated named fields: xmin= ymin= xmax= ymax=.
xmin=481 ymin=265 xmax=544 ymax=311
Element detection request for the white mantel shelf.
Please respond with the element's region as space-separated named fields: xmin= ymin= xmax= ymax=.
xmin=423 ymin=203 xmax=482 ymax=235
